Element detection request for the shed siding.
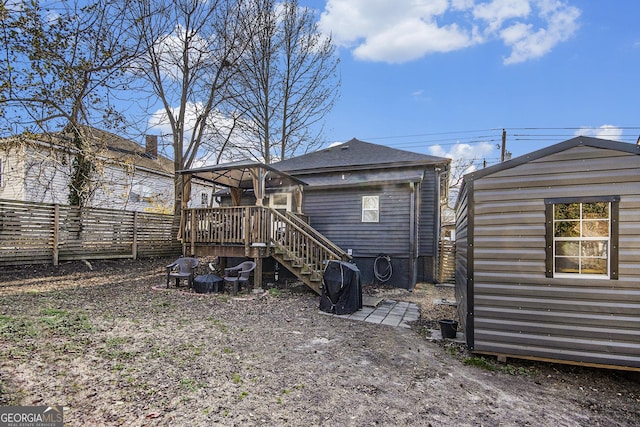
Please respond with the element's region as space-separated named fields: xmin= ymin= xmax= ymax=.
xmin=455 ymin=183 xmax=470 ymax=340
xmin=469 ymin=146 xmax=640 ymax=368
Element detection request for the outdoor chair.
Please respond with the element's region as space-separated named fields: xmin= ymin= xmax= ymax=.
xmin=166 ymin=257 xmax=199 ymax=288
xmin=223 ymin=261 xmax=256 ymax=296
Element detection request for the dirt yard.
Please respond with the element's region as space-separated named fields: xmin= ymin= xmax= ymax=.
xmin=1 ymin=257 xmax=638 ymax=426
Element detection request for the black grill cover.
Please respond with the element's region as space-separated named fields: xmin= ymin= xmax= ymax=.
xmin=319 ymin=260 xmax=362 ymax=315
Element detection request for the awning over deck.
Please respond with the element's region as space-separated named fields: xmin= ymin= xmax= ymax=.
xmin=178 ymin=160 xmax=306 ymax=207
xmin=179 ymin=160 xmax=306 ymax=189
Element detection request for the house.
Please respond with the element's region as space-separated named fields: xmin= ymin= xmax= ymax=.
xmin=455 ymin=136 xmax=640 ymax=370
xmin=272 ymin=138 xmax=451 ymax=289
xmin=179 ymin=138 xmax=450 ymax=292
xmin=0 ymin=127 xmax=213 ymax=212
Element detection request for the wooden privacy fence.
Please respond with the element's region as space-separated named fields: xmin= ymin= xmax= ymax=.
xmin=437 ymin=240 xmax=456 ymax=284
xmin=0 ymin=199 xmax=181 ymax=266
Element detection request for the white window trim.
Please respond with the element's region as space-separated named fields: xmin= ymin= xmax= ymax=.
xmin=362 ymin=195 xmax=379 ymax=223
xmin=269 ymin=192 xmax=292 ymax=212
xmin=552 ymin=202 xmax=611 ymax=279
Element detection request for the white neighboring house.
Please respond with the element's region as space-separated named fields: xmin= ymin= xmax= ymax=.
xmin=0 ymin=127 xmax=214 ymax=212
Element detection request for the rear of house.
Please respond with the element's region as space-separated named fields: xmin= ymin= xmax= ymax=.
xmin=455 ymin=137 xmax=640 ymax=370
xmin=274 ymin=139 xmax=450 ymax=289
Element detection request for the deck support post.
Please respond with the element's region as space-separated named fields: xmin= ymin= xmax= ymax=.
xmin=254 ymin=256 xmax=263 ymax=290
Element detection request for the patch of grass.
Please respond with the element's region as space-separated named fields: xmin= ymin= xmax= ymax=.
xmin=500 ymin=364 xmax=535 ymax=376
xmin=207 ymin=318 xmax=228 ymax=333
xmin=0 ymin=315 xmax=38 ymax=341
xmin=231 ymin=373 xmax=242 ymax=384
xmin=223 ymin=347 xmax=232 ymax=354
xmin=238 ymin=391 xmax=248 ymax=400
xmin=269 ymin=288 xmax=282 ymax=297
xmin=39 ymin=308 xmax=93 ymax=335
xmin=463 ymin=356 xmax=535 ymax=376
xmin=180 ymin=378 xmax=203 ymax=392
xmin=464 ymin=356 xmax=498 ymax=371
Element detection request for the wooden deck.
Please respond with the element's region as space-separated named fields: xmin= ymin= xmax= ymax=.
xmin=180 ymin=206 xmax=350 ymax=293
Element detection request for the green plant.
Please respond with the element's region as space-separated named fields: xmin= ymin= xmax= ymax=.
xmin=463 ymin=356 xmax=498 ymax=371
xmin=207 ymin=318 xmax=228 ymax=333
xmin=180 ymin=378 xmax=203 ymax=392
xmin=0 ymin=315 xmax=37 ymax=341
xmin=231 ymin=373 xmax=242 ymax=384
xmin=40 ymin=308 xmax=93 ymax=335
xmin=238 ymin=391 xmax=248 ymax=400
xmin=269 ymin=288 xmax=282 ymax=297
xmin=500 ymin=364 xmax=534 ymax=376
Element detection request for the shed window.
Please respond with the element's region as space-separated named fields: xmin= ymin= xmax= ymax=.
xmin=362 ymin=196 xmax=379 ymax=223
xmin=545 ymin=196 xmax=619 ymax=279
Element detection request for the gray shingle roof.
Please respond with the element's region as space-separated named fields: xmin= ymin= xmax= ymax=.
xmin=272 ymin=138 xmax=449 ymax=174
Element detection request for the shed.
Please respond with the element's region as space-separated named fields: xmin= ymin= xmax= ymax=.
xmin=455 ymin=136 xmax=640 ymax=370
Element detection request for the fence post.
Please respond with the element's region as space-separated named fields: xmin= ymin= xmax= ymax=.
xmin=132 ymin=211 xmax=138 ymax=260
xmin=53 ymin=204 xmax=59 ymax=266
xmin=190 ymin=209 xmax=196 ymax=256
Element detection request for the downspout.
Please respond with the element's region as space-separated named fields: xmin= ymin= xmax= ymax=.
xmin=409 ymin=182 xmax=416 ymax=290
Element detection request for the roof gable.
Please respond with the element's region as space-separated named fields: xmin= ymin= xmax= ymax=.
xmin=80 ymin=127 xmax=173 ymax=175
xmin=272 ymin=138 xmax=448 ymax=174
xmin=464 ymin=136 xmax=640 ymax=182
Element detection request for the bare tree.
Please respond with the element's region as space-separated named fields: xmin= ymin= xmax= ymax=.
xmin=0 ymin=0 xmax=141 ymax=206
xmin=230 ymin=0 xmax=340 ymax=163
xmin=126 ymin=0 xmax=254 ymax=215
xmin=278 ymin=0 xmax=339 ymax=160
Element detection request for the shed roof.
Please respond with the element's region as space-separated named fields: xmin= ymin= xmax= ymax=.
xmin=464 ymin=136 xmax=640 ymax=182
xmin=272 ymin=138 xmax=449 ymax=174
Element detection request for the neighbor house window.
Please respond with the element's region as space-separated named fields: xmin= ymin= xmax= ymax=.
xmin=201 ymin=192 xmax=209 ymax=207
xmin=0 ymin=158 xmax=3 ymax=187
xmin=545 ymin=196 xmax=619 ymax=279
xmin=362 ymin=196 xmax=379 ymax=223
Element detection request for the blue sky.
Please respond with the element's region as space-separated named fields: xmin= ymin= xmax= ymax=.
xmin=299 ymin=0 xmax=640 ymax=168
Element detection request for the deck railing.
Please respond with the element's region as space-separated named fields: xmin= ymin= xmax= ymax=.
xmin=183 ymin=206 xmax=270 ymax=248
xmin=182 ymin=206 xmax=351 ymax=286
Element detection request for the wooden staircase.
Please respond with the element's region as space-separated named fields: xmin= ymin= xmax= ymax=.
xmin=181 ymin=206 xmax=350 ymax=294
xmin=269 ymin=210 xmax=351 ymax=294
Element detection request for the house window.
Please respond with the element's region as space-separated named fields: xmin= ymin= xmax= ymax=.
xmin=545 ymin=196 xmax=619 ymax=279
xmin=201 ymin=192 xmax=209 ymax=207
xmin=362 ymin=195 xmax=379 ymax=223
xmin=129 ymin=184 xmax=154 ymax=203
xmin=269 ymin=193 xmax=291 ymax=212
xmin=0 ymin=158 xmax=3 ymax=187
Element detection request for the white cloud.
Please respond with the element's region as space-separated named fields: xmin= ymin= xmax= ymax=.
xmin=318 ymin=0 xmax=580 ymax=64
xmin=575 ymin=125 xmax=623 ymax=141
xmin=429 ymin=141 xmax=495 ymax=163
xmin=500 ymin=0 xmax=581 ymax=64
xmin=473 ymin=0 xmax=532 ymax=33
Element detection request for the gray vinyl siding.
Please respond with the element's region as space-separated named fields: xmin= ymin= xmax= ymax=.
xmin=302 ymin=184 xmax=412 ymax=257
xmin=463 ymin=145 xmax=640 ymax=369
xmin=455 ymin=183 xmax=470 ymax=344
xmin=418 ymin=171 xmax=437 ymax=257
